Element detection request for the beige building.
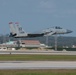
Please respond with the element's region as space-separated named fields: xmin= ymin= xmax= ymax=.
xmin=20 ymin=40 xmax=45 ymax=48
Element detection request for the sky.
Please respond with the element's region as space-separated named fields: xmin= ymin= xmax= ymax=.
xmin=0 ymin=0 xmax=76 ymax=36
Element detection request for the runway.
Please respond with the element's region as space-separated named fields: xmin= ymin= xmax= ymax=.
xmin=0 ymin=61 xmax=76 ymax=69
xmin=0 ymin=50 xmax=76 ymax=55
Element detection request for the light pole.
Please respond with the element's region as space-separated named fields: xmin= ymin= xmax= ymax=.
xmin=46 ymin=36 xmax=49 ymax=46
xmin=55 ymin=34 xmax=58 ymax=51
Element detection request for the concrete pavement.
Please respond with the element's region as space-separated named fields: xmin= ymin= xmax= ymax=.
xmin=0 ymin=61 xmax=76 ymax=69
xmin=0 ymin=50 xmax=76 ymax=55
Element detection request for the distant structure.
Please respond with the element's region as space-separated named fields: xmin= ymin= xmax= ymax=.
xmin=3 ymin=41 xmax=17 ymax=46
xmin=0 ymin=41 xmax=17 ymax=50
xmin=0 ymin=40 xmax=46 ymax=50
xmin=72 ymin=45 xmax=76 ymax=48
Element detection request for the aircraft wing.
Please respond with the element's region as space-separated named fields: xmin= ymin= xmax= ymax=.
xmin=44 ymin=31 xmax=56 ymax=36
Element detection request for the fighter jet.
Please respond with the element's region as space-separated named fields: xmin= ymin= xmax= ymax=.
xmin=9 ymin=22 xmax=72 ymax=38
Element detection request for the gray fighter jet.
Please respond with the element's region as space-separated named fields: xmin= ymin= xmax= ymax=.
xmin=9 ymin=22 xmax=72 ymax=38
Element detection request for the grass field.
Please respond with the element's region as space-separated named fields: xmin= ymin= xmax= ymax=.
xmin=0 ymin=54 xmax=76 ymax=61
xmin=0 ymin=69 xmax=76 ymax=75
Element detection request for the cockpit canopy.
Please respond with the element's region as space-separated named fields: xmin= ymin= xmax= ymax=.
xmin=55 ymin=26 xmax=62 ymax=29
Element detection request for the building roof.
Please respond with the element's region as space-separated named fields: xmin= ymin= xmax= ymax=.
xmin=20 ymin=40 xmax=41 ymax=45
xmin=4 ymin=41 xmax=17 ymax=45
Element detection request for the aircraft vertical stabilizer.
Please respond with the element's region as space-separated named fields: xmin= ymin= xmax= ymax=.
xmin=15 ymin=22 xmax=28 ymax=37
xmin=9 ymin=22 xmax=16 ymax=36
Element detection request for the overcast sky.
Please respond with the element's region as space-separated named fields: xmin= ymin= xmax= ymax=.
xmin=0 ymin=0 xmax=76 ymax=36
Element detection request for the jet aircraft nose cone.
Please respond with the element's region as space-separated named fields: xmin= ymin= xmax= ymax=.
xmin=67 ymin=30 xmax=73 ymax=33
